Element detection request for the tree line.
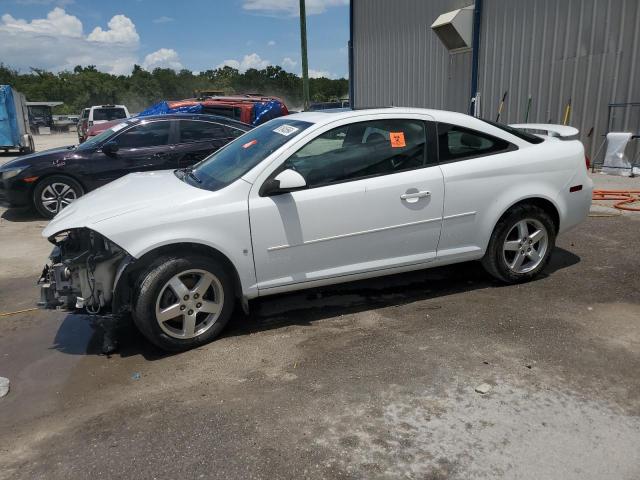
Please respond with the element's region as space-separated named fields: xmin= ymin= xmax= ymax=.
xmin=0 ymin=64 xmax=349 ymax=114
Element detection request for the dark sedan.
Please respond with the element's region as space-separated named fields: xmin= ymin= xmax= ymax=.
xmin=0 ymin=114 xmax=251 ymax=218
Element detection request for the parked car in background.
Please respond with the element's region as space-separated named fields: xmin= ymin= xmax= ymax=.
xmin=38 ymin=108 xmax=592 ymax=351
xmin=52 ymin=115 xmax=75 ymax=132
xmin=138 ymin=95 xmax=289 ymax=126
xmin=308 ymin=99 xmax=350 ymax=111
xmin=77 ymin=105 xmax=130 ymax=143
xmin=0 ymin=114 xmax=251 ymax=218
xmin=85 ymin=117 xmax=121 ymax=140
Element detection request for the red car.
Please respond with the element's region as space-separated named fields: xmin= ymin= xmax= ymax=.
xmin=138 ymin=95 xmax=289 ymax=126
xmin=198 ymin=95 xmax=289 ymax=124
xmin=85 ymin=118 xmax=123 ymax=140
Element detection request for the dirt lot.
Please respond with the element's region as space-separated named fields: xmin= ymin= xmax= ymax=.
xmin=0 ymin=134 xmax=639 ymax=479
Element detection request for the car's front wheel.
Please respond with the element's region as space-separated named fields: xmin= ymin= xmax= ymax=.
xmin=133 ymin=254 xmax=235 ymax=351
xmin=481 ymin=204 xmax=556 ymax=283
xmin=33 ymin=175 xmax=84 ymax=219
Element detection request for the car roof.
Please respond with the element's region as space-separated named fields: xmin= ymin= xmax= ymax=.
xmin=127 ymin=113 xmax=252 ymax=129
xmin=284 ymin=107 xmax=535 ymax=148
xmin=285 ymin=107 xmax=474 ymax=124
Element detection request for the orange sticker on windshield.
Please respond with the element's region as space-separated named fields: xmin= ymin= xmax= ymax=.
xmin=243 ymin=139 xmax=257 ymax=149
xmin=390 ymin=132 xmax=406 ymax=148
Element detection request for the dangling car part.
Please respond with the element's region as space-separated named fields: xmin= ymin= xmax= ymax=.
xmin=38 ymin=228 xmax=128 ymax=314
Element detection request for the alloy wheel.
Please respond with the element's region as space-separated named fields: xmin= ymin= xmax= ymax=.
xmin=40 ymin=182 xmax=78 ymax=214
xmin=502 ymin=218 xmax=549 ymax=274
xmin=155 ymin=269 xmax=224 ymax=339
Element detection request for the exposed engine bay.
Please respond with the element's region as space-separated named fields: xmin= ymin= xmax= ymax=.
xmin=38 ymin=228 xmax=127 ymax=314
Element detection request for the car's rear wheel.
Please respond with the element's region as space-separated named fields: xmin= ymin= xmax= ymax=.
xmin=132 ymin=254 xmax=235 ymax=351
xmin=481 ymin=204 xmax=556 ymax=283
xmin=33 ymin=175 xmax=84 ymax=219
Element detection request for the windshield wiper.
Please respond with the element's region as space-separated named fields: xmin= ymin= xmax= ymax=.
xmin=179 ymin=166 xmax=202 ymax=184
xmin=188 ymin=170 xmax=202 ymax=184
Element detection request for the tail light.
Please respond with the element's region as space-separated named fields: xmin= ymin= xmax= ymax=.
xmin=585 ymin=155 xmax=590 ymax=170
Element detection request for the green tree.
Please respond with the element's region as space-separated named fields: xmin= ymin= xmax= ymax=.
xmin=0 ymin=63 xmax=348 ymax=115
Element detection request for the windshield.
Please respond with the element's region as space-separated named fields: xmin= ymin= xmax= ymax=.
xmin=93 ymin=108 xmax=127 ymax=121
xmin=183 ymin=118 xmax=313 ymax=191
xmin=76 ymin=122 xmax=129 ymax=150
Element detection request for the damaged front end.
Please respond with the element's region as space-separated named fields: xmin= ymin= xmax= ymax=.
xmin=38 ymin=228 xmax=129 ymax=315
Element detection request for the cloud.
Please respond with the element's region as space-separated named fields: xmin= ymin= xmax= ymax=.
xmin=217 ymin=53 xmax=270 ymax=72
xmin=281 ymin=57 xmax=297 ymax=69
xmin=87 ymin=14 xmax=139 ymax=44
xmin=15 ymin=0 xmax=74 ymax=5
xmin=143 ymin=48 xmax=183 ymax=70
xmin=0 ymin=8 xmax=177 ymax=75
xmin=308 ymin=68 xmax=333 ymax=79
xmin=152 ymin=16 xmax=174 ymax=24
xmin=242 ymin=0 xmax=348 ymax=15
xmin=278 ymin=56 xmax=332 ymax=77
xmin=1 ymin=7 xmax=82 ymax=36
xmin=267 ymin=39 xmax=276 ymax=46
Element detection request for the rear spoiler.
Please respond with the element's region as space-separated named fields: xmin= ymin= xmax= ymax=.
xmin=509 ymin=123 xmax=579 ymax=138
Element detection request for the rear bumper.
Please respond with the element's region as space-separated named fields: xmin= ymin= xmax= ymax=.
xmin=558 ymin=177 xmax=593 ymax=235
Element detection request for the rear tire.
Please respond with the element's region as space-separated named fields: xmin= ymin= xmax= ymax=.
xmin=481 ymin=204 xmax=556 ymax=284
xmin=33 ymin=175 xmax=84 ymax=219
xmin=132 ymin=254 xmax=235 ymax=352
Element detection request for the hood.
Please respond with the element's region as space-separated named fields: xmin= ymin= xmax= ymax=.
xmin=0 ymin=146 xmax=75 ymax=169
xmin=43 ymin=170 xmax=203 ymax=238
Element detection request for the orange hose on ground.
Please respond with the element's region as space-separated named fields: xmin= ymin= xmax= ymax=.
xmin=592 ymin=189 xmax=640 ymax=211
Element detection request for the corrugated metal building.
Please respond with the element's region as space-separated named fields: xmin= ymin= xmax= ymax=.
xmin=350 ymin=0 xmax=640 ymax=160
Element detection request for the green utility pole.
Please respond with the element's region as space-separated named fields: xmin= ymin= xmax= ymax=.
xmin=299 ymin=0 xmax=310 ymax=110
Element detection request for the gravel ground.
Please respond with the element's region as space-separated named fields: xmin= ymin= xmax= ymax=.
xmin=0 ymin=132 xmax=639 ymax=479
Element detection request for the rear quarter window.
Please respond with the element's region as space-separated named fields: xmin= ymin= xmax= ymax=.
xmin=437 ymin=123 xmax=514 ymax=162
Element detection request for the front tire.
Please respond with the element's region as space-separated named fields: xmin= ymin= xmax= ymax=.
xmin=33 ymin=175 xmax=84 ymax=219
xmin=481 ymin=204 xmax=556 ymax=284
xmin=132 ymin=254 xmax=235 ymax=352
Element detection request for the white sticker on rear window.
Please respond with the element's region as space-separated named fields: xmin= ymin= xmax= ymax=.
xmin=273 ymin=125 xmax=299 ymax=136
xmin=111 ymin=122 xmax=128 ymax=132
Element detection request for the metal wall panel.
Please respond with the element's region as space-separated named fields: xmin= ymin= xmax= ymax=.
xmin=478 ymin=0 xmax=640 ymax=159
xmin=352 ymin=0 xmax=640 ymax=159
xmin=352 ymin=0 xmax=472 ymax=111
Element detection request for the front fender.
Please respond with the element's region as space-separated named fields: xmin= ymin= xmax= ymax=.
xmin=90 ymin=189 xmax=258 ymax=299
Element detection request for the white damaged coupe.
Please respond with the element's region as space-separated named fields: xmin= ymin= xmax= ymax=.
xmin=39 ymin=108 xmax=593 ymax=351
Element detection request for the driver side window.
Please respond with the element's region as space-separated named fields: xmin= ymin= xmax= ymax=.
xmin=115 ymin=121 xmax=171 ymax=149
xmin=286 ymin=119 xmax=427 ymax=189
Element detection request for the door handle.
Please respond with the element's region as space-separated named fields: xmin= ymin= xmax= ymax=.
xmin=400 ymin=190 xmax=431 ymax=201
xmin=153 ymin=152 xmax=169 ymax=158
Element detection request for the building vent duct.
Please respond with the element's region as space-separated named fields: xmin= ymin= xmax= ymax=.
xmin=431 ymin=5 xmax=474 ymax=51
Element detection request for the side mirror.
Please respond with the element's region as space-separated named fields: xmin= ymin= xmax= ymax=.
xmin=102 ymin=141 xmax=119 ymax=155
xmin=262 ymin=169 xmax=307 ymax=196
